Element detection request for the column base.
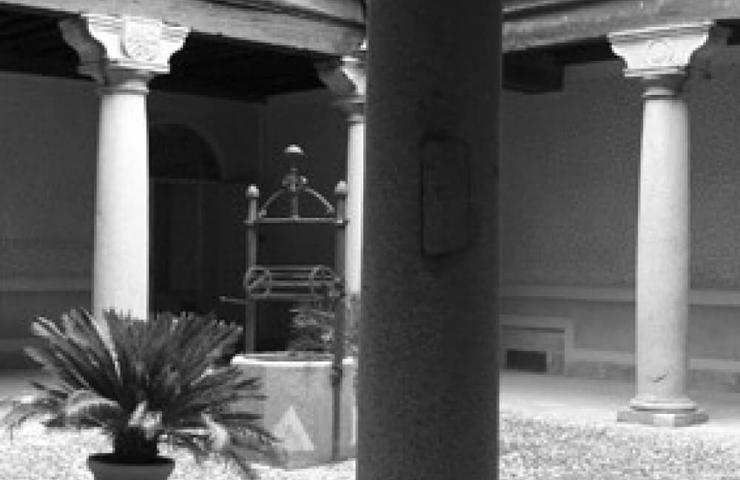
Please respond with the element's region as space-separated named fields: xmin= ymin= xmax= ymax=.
xmin=617 ymin=408 xmax=708 ymax=427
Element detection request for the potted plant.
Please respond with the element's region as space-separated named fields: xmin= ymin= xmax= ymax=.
xmin=287 ymin=295 xmax=359 ymax=357
xmin=0 ymin=309 xmax=281 ymax=480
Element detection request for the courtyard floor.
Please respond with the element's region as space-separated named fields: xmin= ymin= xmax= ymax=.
xmin=4 ymin=369 xmax=740 ymax=479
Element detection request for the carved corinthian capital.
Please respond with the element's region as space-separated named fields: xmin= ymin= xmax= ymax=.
xmin=316 ymin=40 xmax=366 ymax=119
xmin=60 ymin=14 xmax=189 ymax=87
xmin=608 ymin=22 xmax=727 ymax=79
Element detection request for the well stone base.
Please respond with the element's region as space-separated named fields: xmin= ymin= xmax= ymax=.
xmin=617 ymin=408 xmax=708 ymax=427
xmin=231 ymin=353 xmax=357 ymax=467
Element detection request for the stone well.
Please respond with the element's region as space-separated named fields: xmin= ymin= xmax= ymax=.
xmin=231 ymin=353 xmax=357 ymax=467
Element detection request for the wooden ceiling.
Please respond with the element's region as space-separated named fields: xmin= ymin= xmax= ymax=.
xmin=0 ymin=8 xmax=330 ymax=100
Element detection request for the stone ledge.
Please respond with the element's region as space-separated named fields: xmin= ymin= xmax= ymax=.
xmin=617 ymin=408 xmax=708 ymax=427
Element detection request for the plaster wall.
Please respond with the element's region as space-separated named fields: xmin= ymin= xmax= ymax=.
xmin=0 ymin=73 xmax=96 ymax=359
xmin=501 ymin=46 xmax=740 ymax=379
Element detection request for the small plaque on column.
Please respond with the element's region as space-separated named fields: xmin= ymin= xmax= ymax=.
xmin=420 ymin=135 xmax=471 ymax=256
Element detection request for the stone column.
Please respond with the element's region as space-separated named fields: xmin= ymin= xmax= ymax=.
xmin=609 ymin=22 xmax=726 ymax=427
xmin=359 ymin=1 xmax=499 ymax=480
xmin=316 ymin=43 xmax=366 ymax=300
xmin=60 ymin=14 xmax=188 ymax=319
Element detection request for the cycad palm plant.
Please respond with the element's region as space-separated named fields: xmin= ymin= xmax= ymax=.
xmin=0 ymin=309 xmax=279 ymax=479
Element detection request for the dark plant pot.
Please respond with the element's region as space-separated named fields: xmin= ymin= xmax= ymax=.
xmin=87 ymin=453 xmax=175 ymax=480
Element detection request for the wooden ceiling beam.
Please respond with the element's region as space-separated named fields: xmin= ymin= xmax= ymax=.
xmin=504 ymin=0 xmax=740 ymax=52
xmin=0 ymin=0 xmax=364 ymax=56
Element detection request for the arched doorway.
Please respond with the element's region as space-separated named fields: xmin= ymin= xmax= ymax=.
xmin=149 ymin=123 xmax=221 ymax=314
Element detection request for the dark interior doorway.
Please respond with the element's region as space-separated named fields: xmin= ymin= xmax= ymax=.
xmin=149 ymin=123 xmax=221 ymax=315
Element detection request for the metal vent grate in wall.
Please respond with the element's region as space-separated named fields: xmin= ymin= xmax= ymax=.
xmin=505 ymin=349 xmax=547 ymax=373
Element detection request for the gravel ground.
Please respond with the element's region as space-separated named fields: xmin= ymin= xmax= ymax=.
xmin=500 ymin=410 xmax=740 ymax=480
xmin=4 ymin=411 xmax=740 ymax=479
xmin=0 ymin=423 xmax=355 ymax=480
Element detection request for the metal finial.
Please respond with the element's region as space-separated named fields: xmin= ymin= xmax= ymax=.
xmin=334 ymin=180 xmax=348 ymax=197
xmin=282 ymin=145 xmax=308 ymax=193
xmin=246 ymin=184 xmax=260 ymax=198
xmin=284 ymin=144 xmax=305 ymax=171
xmin=284 ymin=144 xmax=304 ymax=156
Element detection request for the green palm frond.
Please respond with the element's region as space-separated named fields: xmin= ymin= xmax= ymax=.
xmin=0 ymin=395 xmax=61 ymax=433
xmin=201 ymin=413 xmax=230 ymax=451
xmin=63 ymin=389 xmax=124 ymax=428
xmin=104 ymin=311 xmax=138 ymax=402
xmin=28 ymin=381 xmax=70 ymax=400
xmin=229 ymin=428 xmax=285 ymax=465
xmin=23 ymin=346 xmax=82 ymax=391
xmin=217 ymin=446 xmax=260 ymax=480
xmin=32 ymin=316 xmax=102 ymax=390
xmin=62 ymin=311 xmax=121 ymax=390
xmin=29 ymin=313 xmax=120 ymax=397
xmin=127 ymin=401 xmax=163 ymax=440
xmin=166 ymin=430 xmax=211 ymax=464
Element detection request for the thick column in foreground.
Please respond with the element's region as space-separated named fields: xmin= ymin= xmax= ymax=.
xmin=609 ymin=23 xmax=725 ymax=427
xmin=358 ymin=2 xmax=500 ymax=480
xmin=60 ymin=14 xmax=188 ymax=319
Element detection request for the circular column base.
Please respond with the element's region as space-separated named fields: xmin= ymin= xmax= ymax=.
xmin=629 ymin=395 xmax=697 ymax=412
xmin=617 ymin=408 xmax=708 ymax=427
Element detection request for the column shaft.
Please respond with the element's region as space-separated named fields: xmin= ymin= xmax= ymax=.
xmin=359 ymin=1 xmax=499 ymax=479
xmin=93 ymin=85 xmax=150 ymax=319
xmin=634 ymin=82 xmax=693 ymax=410
xmin=344 ymin=114 xmax=364 ymax=296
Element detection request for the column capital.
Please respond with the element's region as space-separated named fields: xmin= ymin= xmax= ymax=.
xmin=608 ymin=22 xmax=727 ymax=80
xmin=316 ymin=40 xmax=366 ymax=120
xmin=60 ymin=13 xmax=189 ymax=90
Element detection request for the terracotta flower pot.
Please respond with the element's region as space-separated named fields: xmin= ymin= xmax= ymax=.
xmin=87 ymin=453 xmax=175 ymax=480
